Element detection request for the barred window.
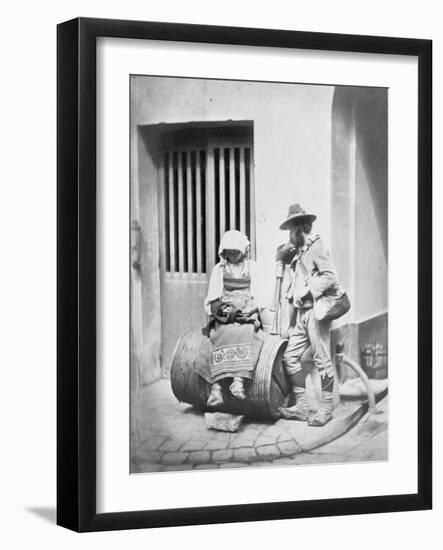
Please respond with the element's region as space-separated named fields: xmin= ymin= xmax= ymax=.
xmin=162 ymin=128 xmax=255 ymax=275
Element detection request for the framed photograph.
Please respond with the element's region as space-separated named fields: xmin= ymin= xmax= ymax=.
xmin=57 ymin=17 xmax=432 ymax=532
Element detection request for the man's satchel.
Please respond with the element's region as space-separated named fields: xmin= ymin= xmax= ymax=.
xmin=298 ymin=259 xmax=350 ymax=322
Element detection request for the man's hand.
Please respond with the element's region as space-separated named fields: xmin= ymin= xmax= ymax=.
xmin=299 ymin=283 xmax=311 ymax=299
xmin=275 ymin=242 xmax=296 ymax=264
xmin=293 ymin=284 xmax=311 ymax=306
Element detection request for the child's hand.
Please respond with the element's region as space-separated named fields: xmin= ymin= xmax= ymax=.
xmin=240 ymin=306 xmax=258 ymax=317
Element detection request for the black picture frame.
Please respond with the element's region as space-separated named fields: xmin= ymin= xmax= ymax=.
xmin=57 ymin=17 xmax=432 ymax=532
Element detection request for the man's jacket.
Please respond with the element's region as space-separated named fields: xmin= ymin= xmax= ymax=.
xmin=286 ymin=233 xmax=337 ymax=308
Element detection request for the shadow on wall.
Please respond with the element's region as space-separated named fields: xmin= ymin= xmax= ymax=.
xmin=353 ymin=88 xmax=388 ymax=260
xmin=332 ymin=87 xmax=387 ymax=317
xmin=331 ymin=87 xmax=388 ymax=371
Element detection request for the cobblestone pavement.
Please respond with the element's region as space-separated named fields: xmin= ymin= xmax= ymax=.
xmin=131 ymin=380 xmax=387 ymax=473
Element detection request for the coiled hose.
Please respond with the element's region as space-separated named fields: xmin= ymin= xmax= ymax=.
xmin=334 ymin=352 xmax=377 ymax=416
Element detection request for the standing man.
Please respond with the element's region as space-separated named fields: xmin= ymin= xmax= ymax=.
xmin=276 ymin=204 xmax=337 ymax=426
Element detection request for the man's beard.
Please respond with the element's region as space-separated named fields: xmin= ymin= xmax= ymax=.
xmin=291 ymin=228 xmax=305 ymax=250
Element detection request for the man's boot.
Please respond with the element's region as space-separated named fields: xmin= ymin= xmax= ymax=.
xmin=278 ymin=387 xmax=309 ymax=421
xmin=309 ymin=391 xmax=333 ymax=426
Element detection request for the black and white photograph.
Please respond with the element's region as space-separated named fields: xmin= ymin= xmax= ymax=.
xmin=129 ymin=75 xmax=388 ymax=474
xmin=0 ymin=0 xmax=437 ymax=543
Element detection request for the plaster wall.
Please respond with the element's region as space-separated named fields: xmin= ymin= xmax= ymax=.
xmin=331 ymin=87 xmax=388 ymax=366
xmin=131 ymin=76 xmax=334 ymax=382
xmin=332 ymin=87 xmax=387 ymax=323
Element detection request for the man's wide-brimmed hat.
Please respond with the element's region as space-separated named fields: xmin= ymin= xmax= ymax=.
xmin=279 ymin=204 xmax=317 ymax=230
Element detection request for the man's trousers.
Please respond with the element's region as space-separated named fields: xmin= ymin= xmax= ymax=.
xmin=283 ymin=307 xmax=334 ymax=378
